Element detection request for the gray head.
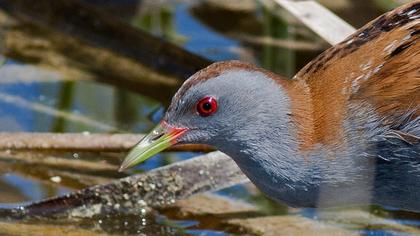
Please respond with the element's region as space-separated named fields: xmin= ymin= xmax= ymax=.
xmin=119 ymin=60 xmax=298 ymax=171
xmin=165 ymin=61 xmax=297 ymax=154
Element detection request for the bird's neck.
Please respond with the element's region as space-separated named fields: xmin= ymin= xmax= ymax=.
xmin=211 ymin=78 xmax=319 ymax=206
xmin=279 ymin=77 xmax=350 ymax=151
xmin=215 ymin=77 xmax=378 ymax=207
xmin=217 ymin=127 xmax=320 ymax=207
xmin=278 ymin=79 xmax=317 ymax=150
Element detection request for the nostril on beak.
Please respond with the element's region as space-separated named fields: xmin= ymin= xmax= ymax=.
xmin=150 ymin=132 xmax=164 ymax=141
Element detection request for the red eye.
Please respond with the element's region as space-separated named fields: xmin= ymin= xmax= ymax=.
xmin=196 ymin=96 xmax=217 ymax=117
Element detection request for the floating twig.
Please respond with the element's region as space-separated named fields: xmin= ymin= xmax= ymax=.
xmin=11 ymin=152 xmax=247 ymax=218
xmin=272 ymin=0 xmax=356 ymax=44
xmin=0 ymin=132 xmax=213 ymax=152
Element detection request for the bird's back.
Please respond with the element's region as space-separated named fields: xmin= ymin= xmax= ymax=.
xmin=291 ymin=1 xmax=419 ymax=211
xmin=293 ymin=1 xmax=419 ymax=149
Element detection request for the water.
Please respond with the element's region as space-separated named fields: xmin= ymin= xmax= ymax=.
xmin=0 ymin=0 xmax=419 ymax=235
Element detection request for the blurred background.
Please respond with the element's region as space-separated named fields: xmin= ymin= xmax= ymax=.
xmin=0 ymin=0 xmax=418 ymax=235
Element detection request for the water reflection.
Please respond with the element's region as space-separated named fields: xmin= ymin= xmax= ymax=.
xmin=0 ymin=69 xmax=160 ymax=133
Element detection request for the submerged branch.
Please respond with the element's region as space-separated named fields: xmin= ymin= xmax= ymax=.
xmin=0 ymin=132 xmax=213 ymax=152
xmin=8 ymin=152 xmax=248 ymax=218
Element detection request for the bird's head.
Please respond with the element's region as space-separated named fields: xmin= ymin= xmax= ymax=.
xmin=119 ymin=61 xmax=295 ymax=171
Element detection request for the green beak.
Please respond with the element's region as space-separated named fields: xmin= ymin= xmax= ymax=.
xmin=119 ymin=122 xmax=188 ymax=172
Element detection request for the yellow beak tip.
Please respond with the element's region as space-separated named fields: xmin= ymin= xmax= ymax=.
xmin=119 ymin=122 xmax=185 ymax=173
xmin=118 ymin=161 xmax=132 ymax=172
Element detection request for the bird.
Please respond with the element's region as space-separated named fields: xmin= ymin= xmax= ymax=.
xmin=120 ymin=2 xmax=420 ymax=212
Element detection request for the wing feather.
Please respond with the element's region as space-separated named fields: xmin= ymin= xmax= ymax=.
xmin=293 ymin=2 xmax=420 ymax=145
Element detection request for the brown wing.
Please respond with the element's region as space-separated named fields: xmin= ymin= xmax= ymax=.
xmin=293 ymin=2 xmax=420 ymax=146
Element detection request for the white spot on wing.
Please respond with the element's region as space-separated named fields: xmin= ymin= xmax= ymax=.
xmin=384 ymin=40 xmax=398 ymax=55
xmin=360 ymin=59 xmax=373 ymax=71
xmin=407 ymin=9 xmax=417 ymax=16
xmin=409 ymin=14 xmax=420 ymax=20
xmin=351 ymin=75 xmax=364 ymax=93
xmin=373 ymin=63 xmax=384 ymax=74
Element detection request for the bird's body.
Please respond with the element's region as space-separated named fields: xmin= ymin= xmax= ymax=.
xmin=235 ymin=2 xmax=420 ymax=209
xmin=121 ymin=2 xmax=420 ymax=212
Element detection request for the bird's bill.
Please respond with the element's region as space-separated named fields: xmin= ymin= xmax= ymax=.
xmin=119 ymin=122 xmax=188 ymax=172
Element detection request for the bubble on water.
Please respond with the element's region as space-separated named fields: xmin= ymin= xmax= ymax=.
xmin=140 ymin=208 xmax=146 ymax=215
xmin=137 ymin=199 xmax=146 ymax=206
xmin=69 ymin=204 xmax=102 ymax=218
xmin=50 ymin=176 xmax=62 ymax=183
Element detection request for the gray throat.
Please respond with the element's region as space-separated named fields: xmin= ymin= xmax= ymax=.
xmin=202 ymin=70 xmax=317 ymax=207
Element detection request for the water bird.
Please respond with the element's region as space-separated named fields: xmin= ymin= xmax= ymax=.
xmin=120 ymin=2 xmax=420 ymax=212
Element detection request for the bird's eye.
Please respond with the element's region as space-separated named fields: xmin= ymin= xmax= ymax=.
xmin=196 ymin=96 xmax=217 ymax=117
